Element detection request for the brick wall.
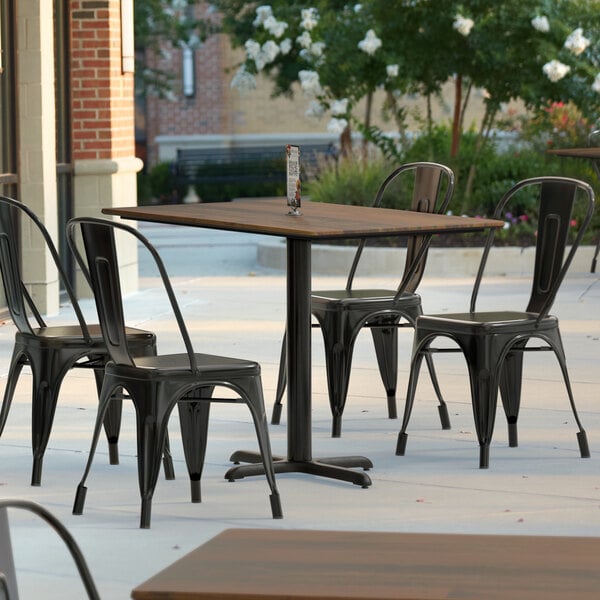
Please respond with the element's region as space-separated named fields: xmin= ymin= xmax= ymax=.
xmin=70 ymin=0 xmax=135 ymax=160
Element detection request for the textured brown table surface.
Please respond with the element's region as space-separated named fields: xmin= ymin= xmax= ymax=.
xmin=131 ymin=528 xmax=600 ymax=600
xmin=105 ymin=198 xmax=503 ymax=240
xmin=547 ymin=147 xmax=600 ymax=160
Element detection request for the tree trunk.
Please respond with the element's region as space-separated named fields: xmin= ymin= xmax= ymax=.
xmin=340 ymin=124 xmax=352 ymax=158
xmin=464 ymin=105 xmax=497 ymax=200
xmin=362 ymin=90 xmax=373 ymax=161
xmin=427 ymin=93 xmax=434 ymax=160
xmin=451 ymin=74 xmax=462 ymax=158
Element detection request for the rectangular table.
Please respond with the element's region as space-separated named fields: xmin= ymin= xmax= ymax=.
xmin=105 ymin=199 xmax=502 ymax=487
xmin=131 ymin=528 xmax=600 ymax=599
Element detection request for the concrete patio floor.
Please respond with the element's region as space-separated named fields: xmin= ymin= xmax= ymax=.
xmin=1 ymin=222 xmax=600 ymax=598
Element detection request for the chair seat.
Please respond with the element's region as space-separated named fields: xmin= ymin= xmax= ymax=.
xmin=26 ymin=324 xmax=154 ymax=343
xmin=312 ymin=289 xmax=421 ymax=311
xmin=111 ymin=352 xmax=261 ymax=378
xmin=417 ymin=311 xmax=559 ymax=335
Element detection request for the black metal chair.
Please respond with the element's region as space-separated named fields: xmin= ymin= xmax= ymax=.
xmin=272 ymin=162 xmax=455 ymax=437
xmin=0 ymin=498 xmax=100 ymax=599
xmin=396 ymin=176 xmax=595 ymax=468
xmin=67 ymin=217 xmax=282 ymax=528
xmin=0 ymin=196 xmax=162 ymax=486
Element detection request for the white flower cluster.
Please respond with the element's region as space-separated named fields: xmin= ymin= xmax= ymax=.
xmin=253 ymin=5 xmax=288 ymax=37
xmin=542 ymin=59 xmax=571 ymax=82
xmin=245 ymin=38 xmax=280 ymax=70
xmin=564 ymin=27 xmax=591 ymax=56
xmin=358 ymin=29 xmax=382 ymax=55
xmin=453 ymin=14 xmax=474 ymax=37
xmin=531 ymin=15 xmax=550 ymax=33
xmin=298 ymin=69 xmax=323 ymax=97
xmin=386 ymin=64 xmax=399 ymax=79
xmin=534 ymin=21 xmax=595 ymax=90
xmin=301 ymin=8 xmax=318 ymax=31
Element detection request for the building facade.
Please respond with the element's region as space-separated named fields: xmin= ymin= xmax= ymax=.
xmin=0 ymin=0 xmax=140 ymax=314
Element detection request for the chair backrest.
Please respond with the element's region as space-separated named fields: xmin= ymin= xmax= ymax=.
xmin=470 ymin=176 xmax=595 ymax=320
xmin=0 ymin=499 xmax=100 ymax=599
xmin=0 ymin=196 xmax=91 ymax=339
xmin=345 ymin=162 xmax=455 ymax=294
xmin=67 ymin=217 xmax=198 ymax=372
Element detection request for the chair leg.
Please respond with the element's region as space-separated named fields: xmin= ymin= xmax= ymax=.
xmin=132 ymin=384 xmax=175 ymax=529
xmin=30 ymin=357 xmax=67 ymax=486
xmin=548 ymin=333 xmax=590 ymax=459
xmin=320 ymin=323 xmax=358 ymax=438
xmin=0 ymin=353 xmax=24 ymax=437
xmin=396 ymin=349 xmax=426 ymax=456
xmin=73 ymin=384 xmax=116 ymax=517
xmin=370 ymin=319 xmax=399 ymax=419
xmin=271 ymin=332 xmax=287 ymax=425
xmin=178 ymin=387 xmax=212 ymax=503
xmin=498 ymin=350 xmax=524 ymax=448
xmin=465 ymin=351 xmax=499 ymax=469
xmin=237 ymin=376 xmax=282 ymax=519
xmin=424 ymin=353 xmax=451 ymax=430
xmin=93 ymin=367 xmax=122 ymax=465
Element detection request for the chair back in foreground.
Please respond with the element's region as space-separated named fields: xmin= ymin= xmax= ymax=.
xmin=0 ymin=196 xmax=157 ymax=485
xmin=0 ymin=498 xmax=100 ymax=599
xmin=397 ymin=176 xmax=595 ymax=468
xmin=67 ymin=217 xmax=282 ymax=528
xmin=272 ymin=162 xmax=455 ymax=437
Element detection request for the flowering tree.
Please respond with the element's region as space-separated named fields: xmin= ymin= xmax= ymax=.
xmin=218 ymin=0 xmax=600 ymax=164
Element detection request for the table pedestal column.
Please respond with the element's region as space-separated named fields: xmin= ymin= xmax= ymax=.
xmin=227 ymin=238 xmax=372 ymax=487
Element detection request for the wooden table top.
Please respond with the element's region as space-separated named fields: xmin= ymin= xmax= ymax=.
xmin=547 ymin=147 xmax=600 ymax=160
xmin=105 ymin=199 xmax=503 ymax=241
xmin=131 ymin=528 xmax=600 ymax=600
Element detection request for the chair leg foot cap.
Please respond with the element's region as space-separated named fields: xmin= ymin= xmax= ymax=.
xmin=578 ymin=431 xmax=591 ymax=458
xmin=479 ymin=446 xmax=490 ymax=469
xmin=271 ymin=403 xmax=282 ymax=425
xmin=438 ymin=404 xmax=451 ymax=430
xmin=387 ymin=396 xmax=397 ymax=420
xmin=108 ymin=442 xmax=119 ymax=465
xmin=270 ymin=493 xmax=283 ymax=519
xmin=190 ymin=479 xmax=202 ymax=503
xmin=140 ymin=499 xmax=152 ymax=529
xmin=396 ymin=432 xmax=407 ymax=455
xmin=508 ymin=423 xmax=518 ymax=447
xmin=73 ymin=485 xmax=87 ymax=515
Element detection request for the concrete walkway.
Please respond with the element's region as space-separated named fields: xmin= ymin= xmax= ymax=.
xmin=1 ymin=222 xmax=600 ymax=598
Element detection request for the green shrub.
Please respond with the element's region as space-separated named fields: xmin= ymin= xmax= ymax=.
xmin=307 ymin=126 xmax=600 ymax=246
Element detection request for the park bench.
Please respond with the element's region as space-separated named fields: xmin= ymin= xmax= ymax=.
xmin=174 ymin=144 xmax=337 ymax=190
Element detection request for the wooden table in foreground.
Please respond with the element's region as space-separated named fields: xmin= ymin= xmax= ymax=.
xmin=131 ymin=528 xmax=600 ymax=600
xmin=106 ymin=200 xmax=502 ymax=488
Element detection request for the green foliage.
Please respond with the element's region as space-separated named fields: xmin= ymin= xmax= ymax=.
xmin=308 ymin=154 xmax=391 ymax=208
xmin=309 ymin=126 xmax=600 ymax=246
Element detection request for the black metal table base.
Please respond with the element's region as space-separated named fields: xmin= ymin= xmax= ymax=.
xmin=226 ymin=451 xmax=373 ymax=487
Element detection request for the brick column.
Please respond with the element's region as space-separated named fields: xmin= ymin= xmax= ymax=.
xmin=71 ymin=0 xmax=141 ymax=294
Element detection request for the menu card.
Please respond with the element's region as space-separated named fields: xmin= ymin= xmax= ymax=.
xmin=286 ymin=145 xmax=301 ymax=215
